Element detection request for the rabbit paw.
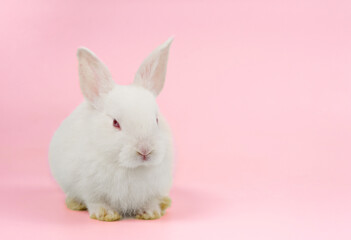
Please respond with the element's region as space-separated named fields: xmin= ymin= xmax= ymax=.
xmin=66 ymin=197 xmax=87 ymax=211
xmin=159 ymin=196 xmax=171 ymax=212
xmin=89 ymin=206 xmax=121 ymax=221
xmin=135 ymin=209 xmax=162 ymax=220
xmin=136 ymin=196 xmax=171 ymax=220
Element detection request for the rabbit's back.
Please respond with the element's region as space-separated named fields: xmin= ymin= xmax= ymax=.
xmin=49 ymin=102 xmax=96 ymax=193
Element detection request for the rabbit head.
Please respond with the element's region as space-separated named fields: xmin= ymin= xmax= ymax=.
xmin=77 ymin=38 xmax=173 ymax=168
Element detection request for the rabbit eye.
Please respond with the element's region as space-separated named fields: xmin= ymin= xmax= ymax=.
xmin=113 ymin=119 xmax=121 ymax=129
xmin=156 ymin=117 xmax=159 ymax=124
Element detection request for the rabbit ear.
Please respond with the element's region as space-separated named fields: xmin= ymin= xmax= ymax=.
xmin=134 ymin=37 xmax=173 ymax=96
xmin=77 ymin=47 xmax=115 ymax=108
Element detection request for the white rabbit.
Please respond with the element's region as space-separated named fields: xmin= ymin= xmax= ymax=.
xmin=49 ymin=38 xmax=174 ymax=221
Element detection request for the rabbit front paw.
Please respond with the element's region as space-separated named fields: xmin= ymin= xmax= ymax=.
xmin=135 ymin=209 xmax=162 ymax=220
xmin=136 ymin=196 xmax=171 ymax=220
xmin=88 ymin=204 xmax=121 ymax=221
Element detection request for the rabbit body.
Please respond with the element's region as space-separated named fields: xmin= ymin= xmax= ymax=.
xmin=49 ymin=39 xmax=174 ymax=221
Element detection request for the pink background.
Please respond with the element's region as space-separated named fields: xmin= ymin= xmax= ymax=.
xmin=0 ymin=0 xmax=350 ymax=239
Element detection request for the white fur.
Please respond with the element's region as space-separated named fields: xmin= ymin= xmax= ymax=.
xmin=49 ymin=38 xmax=174 ymax=217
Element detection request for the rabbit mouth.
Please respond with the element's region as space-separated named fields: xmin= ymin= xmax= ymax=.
xmin=118 ymin=146 xmax=163 ymax=168
xmin=137 ymin=154 xmax=155 ymax=164
xmin=139 ymin=155 xmax=149 ymax=161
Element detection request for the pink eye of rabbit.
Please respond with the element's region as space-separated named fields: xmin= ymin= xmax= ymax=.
xmin=113 ymin=119 xmax=121 ymax=129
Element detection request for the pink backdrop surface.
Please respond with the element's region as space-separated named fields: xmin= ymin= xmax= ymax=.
xmin=0 ymin=0 xmax=350 ymax=239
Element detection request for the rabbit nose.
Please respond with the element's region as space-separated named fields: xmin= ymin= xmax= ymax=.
xmin=137 ymin=148 xmax=152 ymax=160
